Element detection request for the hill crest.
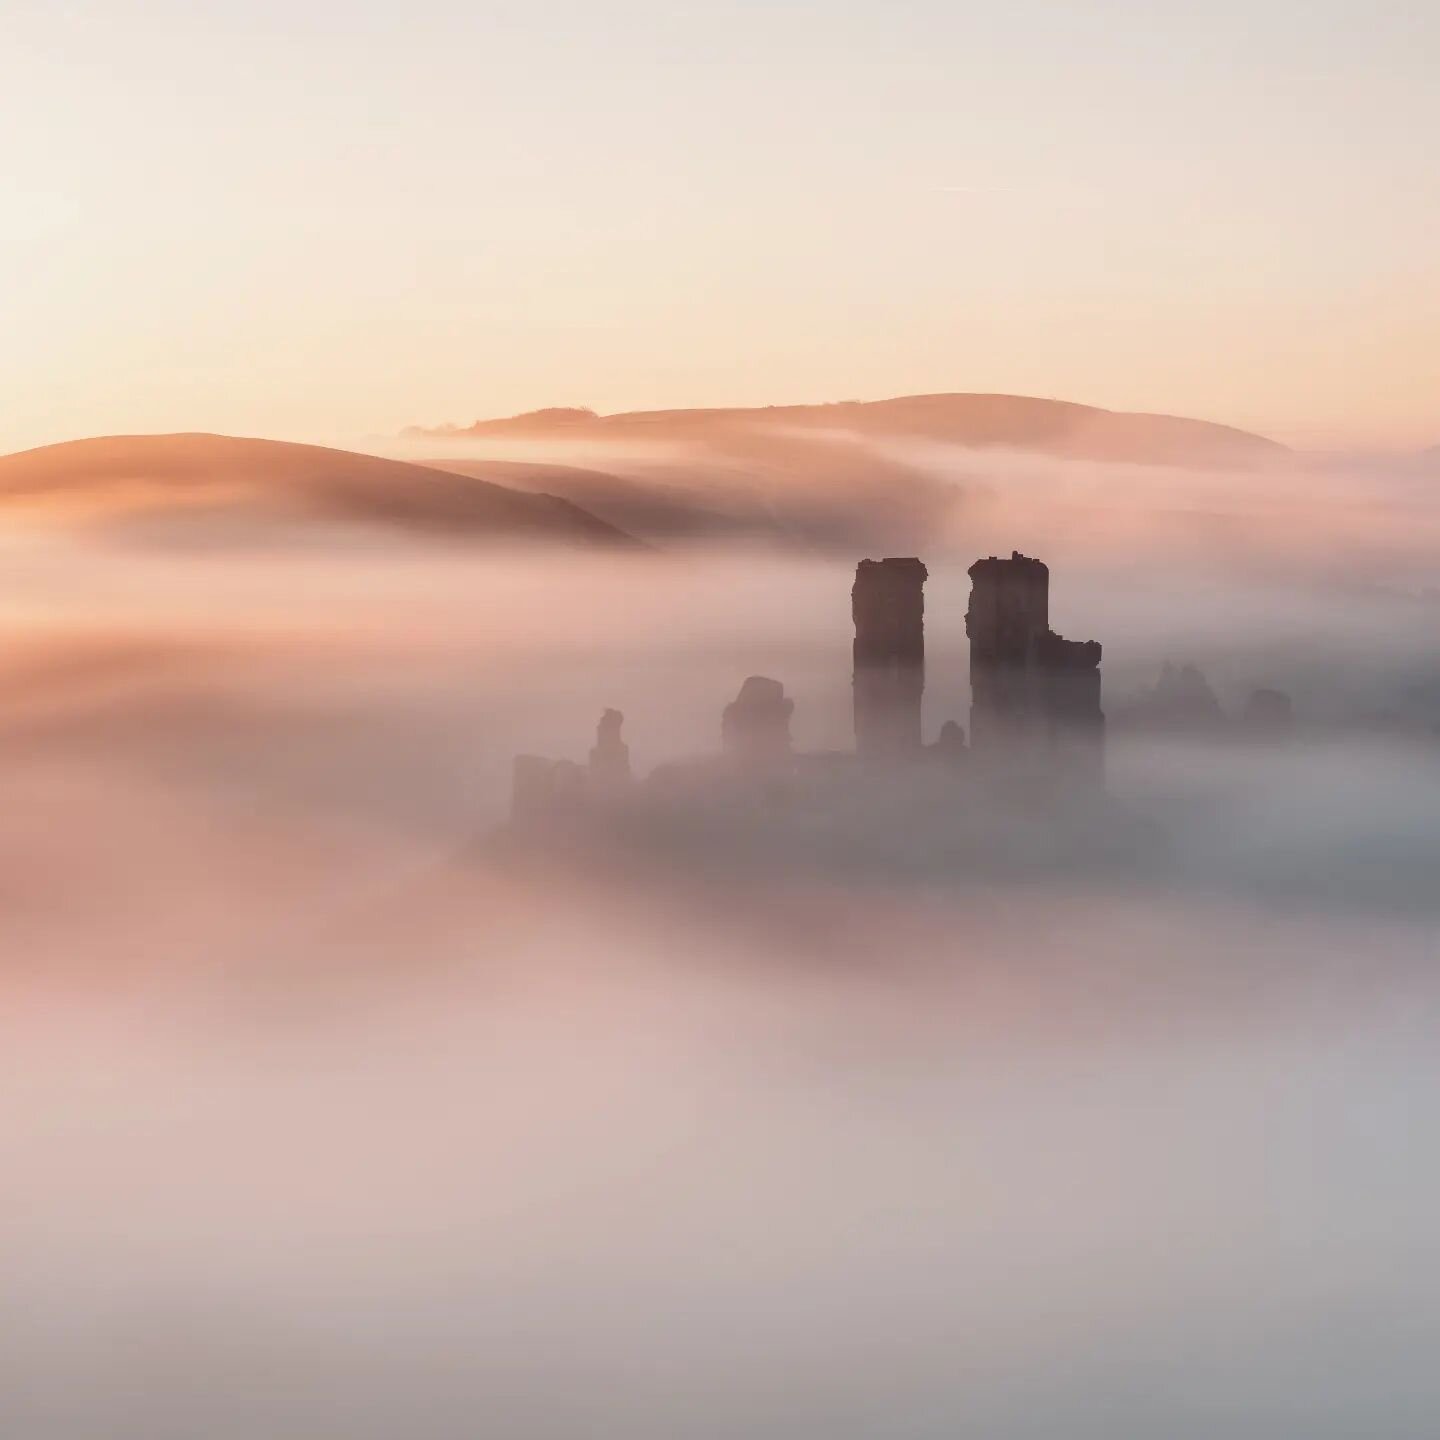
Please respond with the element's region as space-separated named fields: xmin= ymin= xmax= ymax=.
xmin=407 ymin=392 xmax=1286 ymax=468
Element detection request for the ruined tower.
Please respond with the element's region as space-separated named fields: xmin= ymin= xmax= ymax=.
xmin=722 ymin=676 xmax=794 ymax=772
xmin=966 ymin=552 xmax=1103 ymax=780
xmin=588 ymin=708 xmax=631 ymax=787
xmin=852 ymin=557 xmax=928 ymax=759
xmin=966 ymin=553 xmax=1050 ymax=750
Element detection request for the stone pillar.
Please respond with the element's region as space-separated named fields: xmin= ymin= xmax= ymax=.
xmin=965 ymin=551 xmax=1050 ymax=752
xmin=852 ymin=557 xmax=928 ymax=759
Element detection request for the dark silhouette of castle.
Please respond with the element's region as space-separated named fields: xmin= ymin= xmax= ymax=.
xmin=722 ymin=676 xmax=795 ymax=771
xmin=510 ymin=553 xmax=1105 ymax=829
xmin=852 ymin=557 xmax=928 ymax=760
xmin=966 ymin=552 xmax=1104 ymax=782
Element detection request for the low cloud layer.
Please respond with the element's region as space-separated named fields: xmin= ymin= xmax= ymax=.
xmin=3 ymin=517 xmax=1439 ymax=1437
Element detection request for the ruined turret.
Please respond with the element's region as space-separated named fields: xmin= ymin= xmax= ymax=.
xmin=589 ymin=708 xmax=631 ymax=785
xmin=722 ymin=676 xmax=794 ymax=771
xmin=852 ymin=557 xmax=928 ymax=759
xmin=966 ymin=552 xmax=1103 ymax=781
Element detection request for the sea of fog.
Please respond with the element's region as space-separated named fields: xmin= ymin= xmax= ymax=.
xmin=2 ymin=517 xmax=1439 ymax=1437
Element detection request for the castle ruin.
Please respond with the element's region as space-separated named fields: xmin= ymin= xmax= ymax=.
xmin=509 ymin=551 xmax=1104 ymax=831
xmin=967 ymin=552 xmax=1104 ymax=782
xmin=852 ymin=557 xmax=928 ymax=760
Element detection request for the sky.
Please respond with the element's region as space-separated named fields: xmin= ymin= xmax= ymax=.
xmin=3 ymin=0 xmax=1437 ymax=455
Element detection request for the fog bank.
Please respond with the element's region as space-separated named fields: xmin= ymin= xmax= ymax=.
xmin=3 ymin=523 xmax=1439 ymax=1437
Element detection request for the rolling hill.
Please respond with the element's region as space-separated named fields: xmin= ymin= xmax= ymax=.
xmin=409 ymin=392 xmax=1288 ymax=469
xmin=402 ymin=392 xmax=1291 ymax=549
xmin=0 ymin=433 xmax=633 ymax=546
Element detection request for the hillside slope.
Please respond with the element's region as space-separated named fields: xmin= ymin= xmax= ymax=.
xmin=0 ymin=434 xmax=633 ymax=545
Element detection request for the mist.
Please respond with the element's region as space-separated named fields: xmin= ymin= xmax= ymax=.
xmin=4 ymin=473 xmax=1440 ymax=1436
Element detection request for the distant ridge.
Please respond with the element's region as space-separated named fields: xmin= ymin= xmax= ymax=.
xmin=407 ymin=392 xmax=1288 ymax=468
xmin=0 ymin=433 xmax=635 ymax=545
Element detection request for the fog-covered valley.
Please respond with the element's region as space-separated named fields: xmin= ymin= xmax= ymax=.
xmin=3 ymin=435 xmax=1440 ymax=1436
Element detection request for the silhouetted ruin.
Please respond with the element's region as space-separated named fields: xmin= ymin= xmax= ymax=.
xmin=511 ymin=754 xmax=586 ymax=829
xmin=1118 ymin=662 xmax=1225 ymax=733
xmin=1113 ymin=665 xmax=1302 ymax=742
xmin=1240 ymin=687 xmax=1295 ymax=738
xmin=934 ymin=719 xmax=967 ymax=763
xmin=507 ymin=551 xmax=1113 ymax=846
xmin=966 ymin=552 xmax=1104 ymax=781
xmin=589 ymin=708 xmax=632 ymax=785
xmin=852 ymin=557 xmax=927 ymax=759
xmin=722 ymin=676 xmax=795 ymax=772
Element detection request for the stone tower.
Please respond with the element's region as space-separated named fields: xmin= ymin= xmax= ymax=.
xmin=966 ymin=552 xmax=1103 ymax=780
xmin=965 ymin=552 xmax=1050 ymax=750
xmin=588 ymin=708 xmax=631 ymax=787
xmin=852 ymin=557 xmax=928 ymax=759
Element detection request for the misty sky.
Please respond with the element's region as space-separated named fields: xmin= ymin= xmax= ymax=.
xmin=4 ymin=0 xmax=1437 ymax=453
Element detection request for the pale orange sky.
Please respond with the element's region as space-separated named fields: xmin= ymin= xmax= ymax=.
xmin=4 ymin=0 xmax=1437 ymax=455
